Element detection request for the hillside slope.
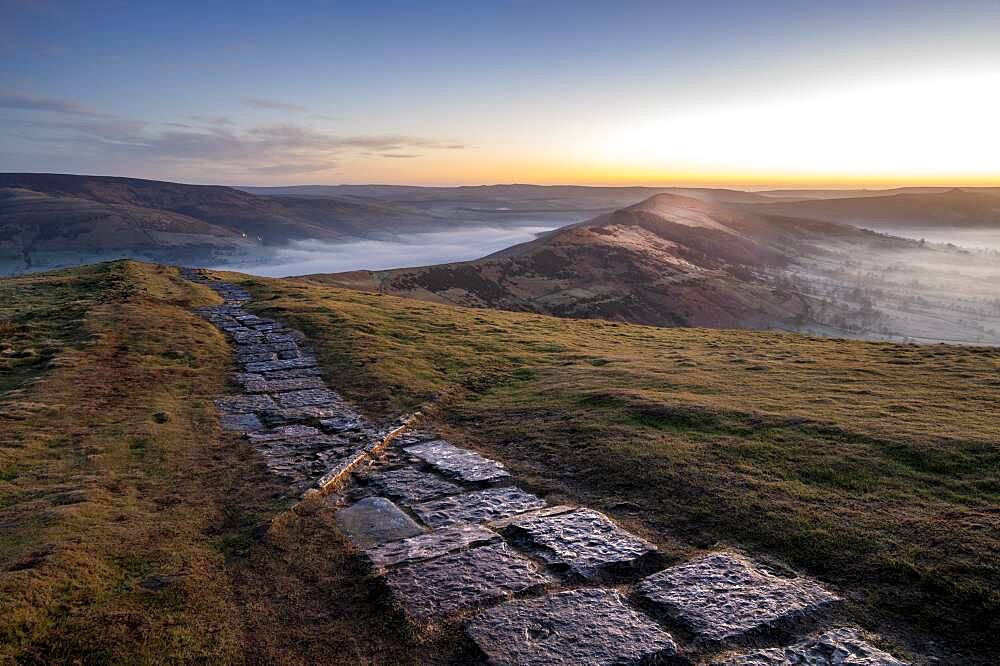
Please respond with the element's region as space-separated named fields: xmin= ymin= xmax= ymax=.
xmin=301 ymin=193 xmax=917 ymax=331
xmin=231 ymin=269 xmax=1000 ymax=664
xmin=746 ymin=188 xmax=1000 ymax=230
xmin=0 ymin=173 xmax=441 ymax=275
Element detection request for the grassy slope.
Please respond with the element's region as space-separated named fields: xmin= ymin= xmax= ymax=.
xmin=0 ymin=262 xmax=463 ymax=665
xmin=232 ymin=272 xmax=1000 ymax=664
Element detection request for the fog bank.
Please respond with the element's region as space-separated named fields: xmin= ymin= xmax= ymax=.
xmin=215 ymin=225 xmax=557 ymax=277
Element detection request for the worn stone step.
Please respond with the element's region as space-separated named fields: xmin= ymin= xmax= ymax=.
xmin=712 ymin=627 xmax=909 ymax=665
xmin=403 ymin=439 xmax=511 ymax=484
xmin=336 ymin=497 xmax=425 ymax=549
xmin=635 ymin=552 xmax=841 ymax=648
xmin=383 ymin=542 xmax=549 ymax=623
xmin=495 ymin=506 xmax=661 ymax=582
xmin=465 ymin=588 xmax=679 ymax=666
xmin=409 ymin=486 xmax=546 ymax=528
xmin=364 ymin=524 xmax=501 ymax=569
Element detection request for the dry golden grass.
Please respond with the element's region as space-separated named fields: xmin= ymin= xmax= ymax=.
xmin=0 ymin=261 xmax=487 ymax=664
xmin=232 ymin=271 xmax=1000 ymax=664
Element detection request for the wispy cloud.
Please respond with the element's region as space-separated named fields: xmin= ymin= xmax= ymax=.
xmin=6 ymin=116 xmax=463 ymax=177
xmin=242 ymin=97 xmax=306 ymax=112
xmin=187 ymin=115 xmax=235 ymax=126
xmin=0 ymin=91 xmax=115 ymax=118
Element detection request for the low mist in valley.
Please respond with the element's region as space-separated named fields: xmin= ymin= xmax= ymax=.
xmin=213 ymin=224 xmax=558 ymax=277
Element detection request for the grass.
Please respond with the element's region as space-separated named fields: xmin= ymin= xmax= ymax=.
xmin=1 ymin=261 xmax=468 ymax=664
xmin=227 ymin=271 xmax=1000 ymax=664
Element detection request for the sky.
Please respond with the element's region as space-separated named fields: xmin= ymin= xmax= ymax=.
xmin=2 ymin=0 xmax=999 ymax=188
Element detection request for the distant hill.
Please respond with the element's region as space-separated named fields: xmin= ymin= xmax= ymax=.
xmin=300 ymin=193 xmax=920 ymax=331
xmin=0 ymin=173 xmax=442 ymax=274
xmin=746 ymin=189 xmax=1000 ymax=230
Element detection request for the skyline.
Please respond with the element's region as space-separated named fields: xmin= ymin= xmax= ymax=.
xmin=2 ymin=1 xmax=1000 ymax=187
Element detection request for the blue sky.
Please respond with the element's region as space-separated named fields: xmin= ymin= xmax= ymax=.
xmin=2 ymin=0 xmax=999 ymax=186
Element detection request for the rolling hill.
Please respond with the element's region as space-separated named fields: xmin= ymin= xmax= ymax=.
xmin=0 ymin=173 xmax=443 ymax=275
xmin=301 ymin=193 xmax=921 ymax=331
xmin=746 ymin=188 xmax=1000 ymax=231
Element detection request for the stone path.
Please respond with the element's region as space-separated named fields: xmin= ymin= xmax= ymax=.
xmin=184 ymin=270 xmax=911 ymax=665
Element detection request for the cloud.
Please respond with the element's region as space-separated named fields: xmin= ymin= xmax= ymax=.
xmin=187 ymin=115 xmax=235 ymax=126
xmin=242 ymin=97 xmax=306 ymax=112
xmin=0 ymin=91 xmax=115 ymax=118
xmin=4 ymin=103 xmax=464 ymax=178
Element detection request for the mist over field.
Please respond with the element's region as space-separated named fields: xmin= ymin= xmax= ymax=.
xmin=212 ymin=224 xmax=559 ymax=277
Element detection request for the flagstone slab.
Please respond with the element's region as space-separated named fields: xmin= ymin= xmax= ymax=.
xmin=365 ymin=466 xmax=462 ymax=504
xmin=466 ymin=588 xmax=679 ymax=666
xmin=319 ymin=415 xmax=365 ymax=432
xmin=214 ymin=394 xmax=277 ymax=414
xmin=262 ymin=367 xmax=323 ymax=379
xmin=635 ymin=552 xmax=841 ymax=646
xmin=272 ymin=388 xmax=341 ymax=408
xmin=336 ymin=497 xmax=424 ymax=549
xmin=246 ymin=424 xmax=323 ymax=441
xmin=365 ymin=524 xmax=501 ymax=569
xmin=496 ymin=507 xmax=660 ymax=581
xmin=713 ymin=628 xmax=908 ymax=665
xmin=218 ymin=412 xmax=264 ymax=432
xmin=245 ymin=357 xmax=318 ymax=373
xmin=403 ymin=439 xmax=511 ymax=484
xmin=410 ymin=486 xmax=546 ymax=528
xmin=244 ymin=377 xmax=327 ymax=394
xmin=384 ymin=542 xmax=548 ymax=622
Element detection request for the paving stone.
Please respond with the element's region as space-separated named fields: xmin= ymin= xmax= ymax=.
xmin=365 ymin=466 xmax=462 ymax=504
xmin=231 ymin=331 xmax=265 ymax=344
xmin=261 ymin=405 xmax=350 ymax=425
xmin=244 ymin=377 xmax=327 ymax=394
xmin=384 ymin=542 xmax=548 ymax=622
xmin=214 ymin=394 xmax=277 ymax=414
xmin=245 ymin=357 xmax=318 ymax=373
xmin=466 ymin=588 xmax=679 ymax=666
xmin=713 ymin=627 xmax=908 ymax=665
xmin=497 ymin=507 xmax=660 ymax=581
xmin=235 ymin=351 xmax=277 ymax=363
xmin=319 ymin=415 xmax=365 ymax=432
xmin=635 ymin=552 xmax=841 ymax=646
xmin=231 ymin=372 xmax=264 ymax=385
xmin=263 ymin=366 xmax=323 ymax=379
xmin=365 ymin=524 xmax=501 ymax=569
xmin=272 ymin=388 xmax=341 ymax=408
xmin=404 ymin=439 xmax=511 ymax=484
xmin=219 ymin=412 xmax=264 ymax=432
xmin=410 ymin=486 xmax=546 ymax=527
xmin=246 ymin=424 xmax=323 ymax=441
xmin=336 ymin=497 xmax=424 ymax=549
